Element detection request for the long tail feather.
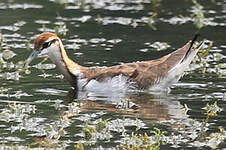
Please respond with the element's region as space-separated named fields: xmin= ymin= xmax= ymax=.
xmin=182 ymin=33 xmax=200 ymax=63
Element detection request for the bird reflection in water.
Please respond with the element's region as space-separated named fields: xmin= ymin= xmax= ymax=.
xmin=62 ymin=89 xmax=188 ymax=122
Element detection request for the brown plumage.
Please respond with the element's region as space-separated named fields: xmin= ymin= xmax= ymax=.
xmin=70 ymin=40 xmax=194 ymax=89
xmin=26 ymin=32 xmax=203 ymax=90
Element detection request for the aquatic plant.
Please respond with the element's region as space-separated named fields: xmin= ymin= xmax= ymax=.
xmin=54 ymin=24 xmax=68 ymax=36
xmin=190 ymin=0 xmax=207 ymax=29
xmin=148 ymin=0 xmax=161 ymax=30
xmin=0 ymin=32 xmax=27 ymax=80
xmin=0 ymin=49 xmax=22 ymax=80
xmin=119 ymin=127 xmax=166 ymax=150
xmin=0 ymin=32 xmax=3 ymax=51
xmin=0 ymin=100 xmax=225 ymax=149
xmin=1 ymin=1 xmax=226 ymax=149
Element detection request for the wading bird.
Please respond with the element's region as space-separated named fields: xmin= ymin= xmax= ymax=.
xmin=25 ymin=32 xmax=203 ymax=92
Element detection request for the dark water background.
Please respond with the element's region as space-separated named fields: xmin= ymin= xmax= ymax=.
xmin=0 ymin=0 xmax=226 ymax=149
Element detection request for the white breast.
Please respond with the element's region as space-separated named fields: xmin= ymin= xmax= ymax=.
xmin=86 ymin=75 xmax=129 ymax=92
xmin=79 ymin=74 xmax=136 ymax=92
xmin=75 ymin=74 xmax=138 ymax=101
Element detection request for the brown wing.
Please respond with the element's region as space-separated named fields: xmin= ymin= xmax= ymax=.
xmin=81 ymin=40 xmax=193 ymax=89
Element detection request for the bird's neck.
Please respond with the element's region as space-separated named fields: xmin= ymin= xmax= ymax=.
xmin=50 ymin=39 xmax=84 ymax=87
xmin=58 ymin=39 xmax=82 ymax=72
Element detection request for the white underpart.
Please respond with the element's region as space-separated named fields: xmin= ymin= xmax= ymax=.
xmin=85 ymin=74 xmax=130 ymax=92
xmin=150 ymin=42 xmax=205 ymax=91
xmin=40 ymin=41 xmax=75 ymax=83
xmin=75 ymin=73 xmax=135 ymax=101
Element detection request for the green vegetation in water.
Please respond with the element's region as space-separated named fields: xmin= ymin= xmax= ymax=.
xmin=146 ymin=41 xmax=171 ymax=51
xmin=0 ymin=31 xmax=225 ymax=149
xmin=119 ymin=128 xmax=166 ymax=150
xmin=147 ymin=0 xmax=208 ymax=29
xmin=0 ymin=33 xmax=26 ymax=80
xmin=41 ymin=23 xmax=68 ymax=36
xmin=0 ymin=102 xmax=36 ymax=123
xmin=191 ymin=0 xmax=207 ymax=29
xmin=54 ymin=24 xmax=68 ymax=36
xmin=117 ymin=101 xmax=224 ymax=150
xmin=190 ymin=40 xmax=226 ymax=78
xmin=191 ymin=101 xmax=224 ymax=149
xmin=0 ymin=32 xmax=3 ymax=51
xmin=148 ymin=0 xmax=161 ymax=30
xmin=0 ymin=100 xmax=221 ymax=149
xmin=148 ymin=13 xmax=158 ymax=30
xmin=0 ymin=1 xmax=226 ymax=149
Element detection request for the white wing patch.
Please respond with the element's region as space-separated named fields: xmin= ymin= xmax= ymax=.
xmin=84 ymin=74 xmax=130 ymax=93
xmin=75 ymin=74 xmax=136 ymax=101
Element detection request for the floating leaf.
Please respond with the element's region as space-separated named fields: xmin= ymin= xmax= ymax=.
xmin=75 ymin=143 xmax=84 ymax=150
xmin=33 ymin=63 xmax=56 ymax=70
xmin=54 ymin=24 xmax=68 ymax=36
xmin=149 ymin=41 xmax=170 ymax=51
xmin=0 ymin=32 xmax=3 ymax=51
xmin=25 ymin=69 xmax=31 ymax=75
xmin=148 ymin=13 xmax=158 ymax=30
xmin=191 ymin=0 xmax=206 ymax=29
xmin=2 ymin=49 xmax=16 ymax=60
xmin=1 ymin=71 xmax=20 ymax=80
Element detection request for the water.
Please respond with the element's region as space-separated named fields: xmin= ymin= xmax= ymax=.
xmin=1 ymin=0 xmax=226 ymax=149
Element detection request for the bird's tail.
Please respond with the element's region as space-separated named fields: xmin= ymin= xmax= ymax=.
xmin=167 ymin=36 xmax=204 ymax=83
xmin=181 ymin=33 xmax=200 ymax=63
xmin=150 ymin=35 xmax=205 ymax=91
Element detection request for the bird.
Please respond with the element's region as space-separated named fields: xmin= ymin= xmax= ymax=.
xmin=25 ymin=32 xmax=204 ymax=92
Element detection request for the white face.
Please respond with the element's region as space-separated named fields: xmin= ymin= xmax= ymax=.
xmin=37 ymin=38 xmax=64 ymax=65
xmin=38 ymin=38 xmax=58 ymax=56
xmin=39 ymin=38 xmax=75 ymax=84
xmin=25 ymin=37 xmax=62 ymax=68
xmin=47 ymin=41 xmax=63 ymax=64
xmin=25 ymin=34 xmax=75 ymax=86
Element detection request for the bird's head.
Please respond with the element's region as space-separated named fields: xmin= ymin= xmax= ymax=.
xmin=25 ymin=32 xmax=62 ymax=67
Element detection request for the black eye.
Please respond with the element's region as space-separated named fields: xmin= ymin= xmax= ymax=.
xmin=42 ymin=41 xmax=51 ymax=49
xmin=41 ymin=39 xmax=57 ymax=50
